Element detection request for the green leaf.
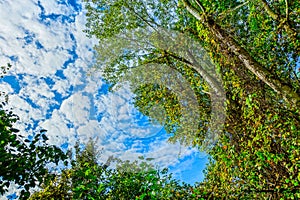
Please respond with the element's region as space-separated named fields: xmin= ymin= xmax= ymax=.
xmin=42 ymin=134 xmax=48 ymax=141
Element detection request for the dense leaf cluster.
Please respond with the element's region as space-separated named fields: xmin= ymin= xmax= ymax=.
xmin=29 ymin=141 xmax=194 ymax=200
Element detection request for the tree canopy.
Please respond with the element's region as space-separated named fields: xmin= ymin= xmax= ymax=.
xmin=84 ymin=0 xmax=300 ymax=199
xmin=1 ymin=0 xmax=299 ymax=199
xmin=29 ymin=139 xmax=195 ymax=200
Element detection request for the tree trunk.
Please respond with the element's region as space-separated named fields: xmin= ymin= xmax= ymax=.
xmin=182 ymin=0 xmax=300 ymax=108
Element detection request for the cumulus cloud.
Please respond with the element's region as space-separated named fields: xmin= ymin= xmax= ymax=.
xmin=0 ymin=0 xmax=207 ymax=187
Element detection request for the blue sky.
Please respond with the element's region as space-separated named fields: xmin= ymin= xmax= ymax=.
xmin=0 ymin=0 xmax=208 ymax=197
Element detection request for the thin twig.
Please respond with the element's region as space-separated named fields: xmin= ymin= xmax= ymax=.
xmin=259 ymin=0 xmax=279 ymax=20
xmin=194 ymin=0 xmax=206 ymax=14
xmin=285 ymin=0 xmax=289 ymax=21
xmin=181 ymin=0 xmax=203 ymax=21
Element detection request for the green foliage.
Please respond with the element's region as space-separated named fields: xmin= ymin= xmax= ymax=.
xmin=84 ymin=0 xmax=299 ymax=199
xmin=188 ymin=1 xmax=300 ymax=198
xmin=30 ymin=140 xmax=196 ymax=199
xmin=0 ymin=64 xmax=68 ymax=199
xmin=84 ymin=0 xmax=219 ymax=147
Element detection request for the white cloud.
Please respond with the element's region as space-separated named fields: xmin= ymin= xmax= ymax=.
xmin=77 ymin=120 xmax=107 ymax=141
xmin=0 ymin=82 xmax=13 ymax=94
xmin=39 ymin=0 xmax=73 ymax=16
xmin=39 ymin=108 xmax=84 ymax=151
xmin=52 ymin=78 xmax=70 ymax=96
xmin=61 ymin=92 xmax=91 ymax=125
xmin=8 ymin=94 xmax=43 ymax=119
xmin=0 ymin=0 xmax=70 ymax=75
xmin=0 ymin=0 xmax=207 ymax=192
xmin=19 ymin=78 xmax=55 ymax=105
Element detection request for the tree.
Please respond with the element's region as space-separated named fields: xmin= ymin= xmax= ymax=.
xmin=177 ymin=1 xmax=300 ymax=198
xmin=84 ymin=0 xmax=299 ymax=199
xmin=84 ymin=0 xmax=227 ymax=147
xmin=181 ymin=0 xmax=299 ymax=107
xmin=29 ymin=139 xmax=195 ymax=199
xmin=0 ymin=64 xmax=68 ymax=199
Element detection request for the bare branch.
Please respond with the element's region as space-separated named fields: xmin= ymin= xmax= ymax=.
xmin=181 ymin=0 xmax=204 ymax=21
xmin=194 ymin=0 xmax=206 ymax=14
xmin=285 ymin=0 xmax=289 ymax=20
xmin=201 ymin=90 xmax=211 ymax=95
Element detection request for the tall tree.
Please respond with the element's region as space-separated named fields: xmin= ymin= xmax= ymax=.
xmin=181 ymin=0 xmax=299 ymax=107
xmin=84 ymin=0 xmax=227 ymax=147
xmin=84 ymin=0 xmax=299 ymax=198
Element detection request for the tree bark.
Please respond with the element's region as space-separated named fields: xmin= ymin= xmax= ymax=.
xmin=182 ymin=0 xmax=300 ymax=108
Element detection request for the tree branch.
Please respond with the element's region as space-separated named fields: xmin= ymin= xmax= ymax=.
xmin=182 ymin=0 xmax=300 ymax=107
xmin=256 ymin=0 xmax=296 ymax=37
xmin=194 ymin=0 xmax=206 ymax=14
xmin=285 ymin=0 xmax=289 ymax=20
xmin=181 ymin=0 xmax=204 ymax=21
xmin=152 ymin=48 xmax=224 ymax=96
xmin=259 ymin=0 xmax=279 ymax=20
